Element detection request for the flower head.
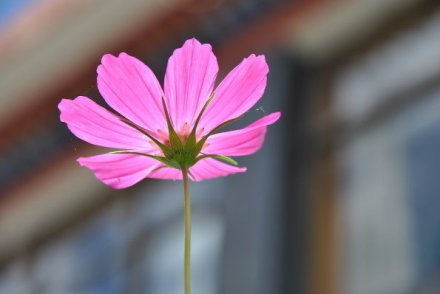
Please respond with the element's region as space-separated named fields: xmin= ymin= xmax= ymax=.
xmin=59 ymin=38 xmax=281 ymax=189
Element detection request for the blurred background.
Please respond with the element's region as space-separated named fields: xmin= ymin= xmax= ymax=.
xmin=1 ymin=0 xmax=440 ymax=293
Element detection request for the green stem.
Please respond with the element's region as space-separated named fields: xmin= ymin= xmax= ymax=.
xmin=182 ymin=168 xmax=191 ymax=294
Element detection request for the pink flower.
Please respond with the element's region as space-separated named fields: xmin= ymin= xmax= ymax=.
xmin=58 ymin=38 xmax=280 ymax=189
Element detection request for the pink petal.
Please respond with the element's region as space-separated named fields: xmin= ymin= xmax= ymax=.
xmin=164 ymin=38 xmax=218 ymax=133
xmin=148 ymin=166 xmax=183 ymax=180
xmin=200 ymin=54 xmax=268 ymax=133
xmin=189 ymin=158 xmax=246 ymax=181
xmin=97 ymin=53 xmax=166 ymax=132
xmin=148 ymin=158 xmax=247 ymax=181
xmin=78 ymin=153 xmax=161 ymax=189
xmin=59 ymin=97 xmax=153 ymax=150
xmin=203 ymin=112 xmax=281 ymax=156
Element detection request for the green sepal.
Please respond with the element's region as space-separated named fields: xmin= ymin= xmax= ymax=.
xmin=161 ymin=96 xmax=184 ymax=151
xmin=192 ymin=92 xmax=215 ymax=132
xmin=195 ymin=154 xmax=238 ymax=166
xmin=150 ymin=165 xmax=168 ymax=173
xmin=194 ymin=115 xmax=244 ymax=155
xmin=120 ymin=119 xmax=172 ymax=156
xmin=185 ymin=92 xmax=215 ymax=150
xmin=109 ymin=151 xmax=180 ymax=169
xmin=205 ymin=115 xmax=244 ymax=137
xmin=187 ymin=169 xmax=195 ymax=180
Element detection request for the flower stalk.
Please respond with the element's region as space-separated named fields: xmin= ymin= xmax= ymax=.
xmin=182 ymin=168 xmax=192 ymax=294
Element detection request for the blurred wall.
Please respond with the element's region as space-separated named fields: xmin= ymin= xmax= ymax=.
xmin=1 ymin=0 xmax=440 ymax=294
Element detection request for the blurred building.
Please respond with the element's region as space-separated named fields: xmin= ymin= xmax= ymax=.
xmin=0 ymin=0 xmax=440 ymax=294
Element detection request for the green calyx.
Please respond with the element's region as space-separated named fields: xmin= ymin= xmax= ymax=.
xmin=115 ymin=93 xmax=240 ymax=171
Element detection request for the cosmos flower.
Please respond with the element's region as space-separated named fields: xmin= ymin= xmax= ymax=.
xmin=58 ymin=38 xmax=280 ymax=189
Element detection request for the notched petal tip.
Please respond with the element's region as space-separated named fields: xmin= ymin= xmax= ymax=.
xmin=57 ymin=98 xmax=69 ymax=110
xmin=59 ymin=97 xmax=87 ymax=121
xmin=242 ymin=54 xmax=269 ymax=75
xmin=100 ymin=52 xmax=134 ymax=63
xmin=100 ymin=53 xmax=116 ymax=65
xmin=255 ymin=55 xmax=269 ymax=72
xmin=58 ymin=99 xmax=71 ymax=122
xmin=184 ymin=37 xmax=201 ymax=46
xmin=176 ymin=38 xmax=214 ymax=55
xmin=76 ymin=157 xmax=87 ymax=166
xmin=99 ymin=53 xmax=134 ymax=72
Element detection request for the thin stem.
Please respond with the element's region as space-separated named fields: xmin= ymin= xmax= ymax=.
xmin=182 ymin=168 xmax=191 ymax=294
